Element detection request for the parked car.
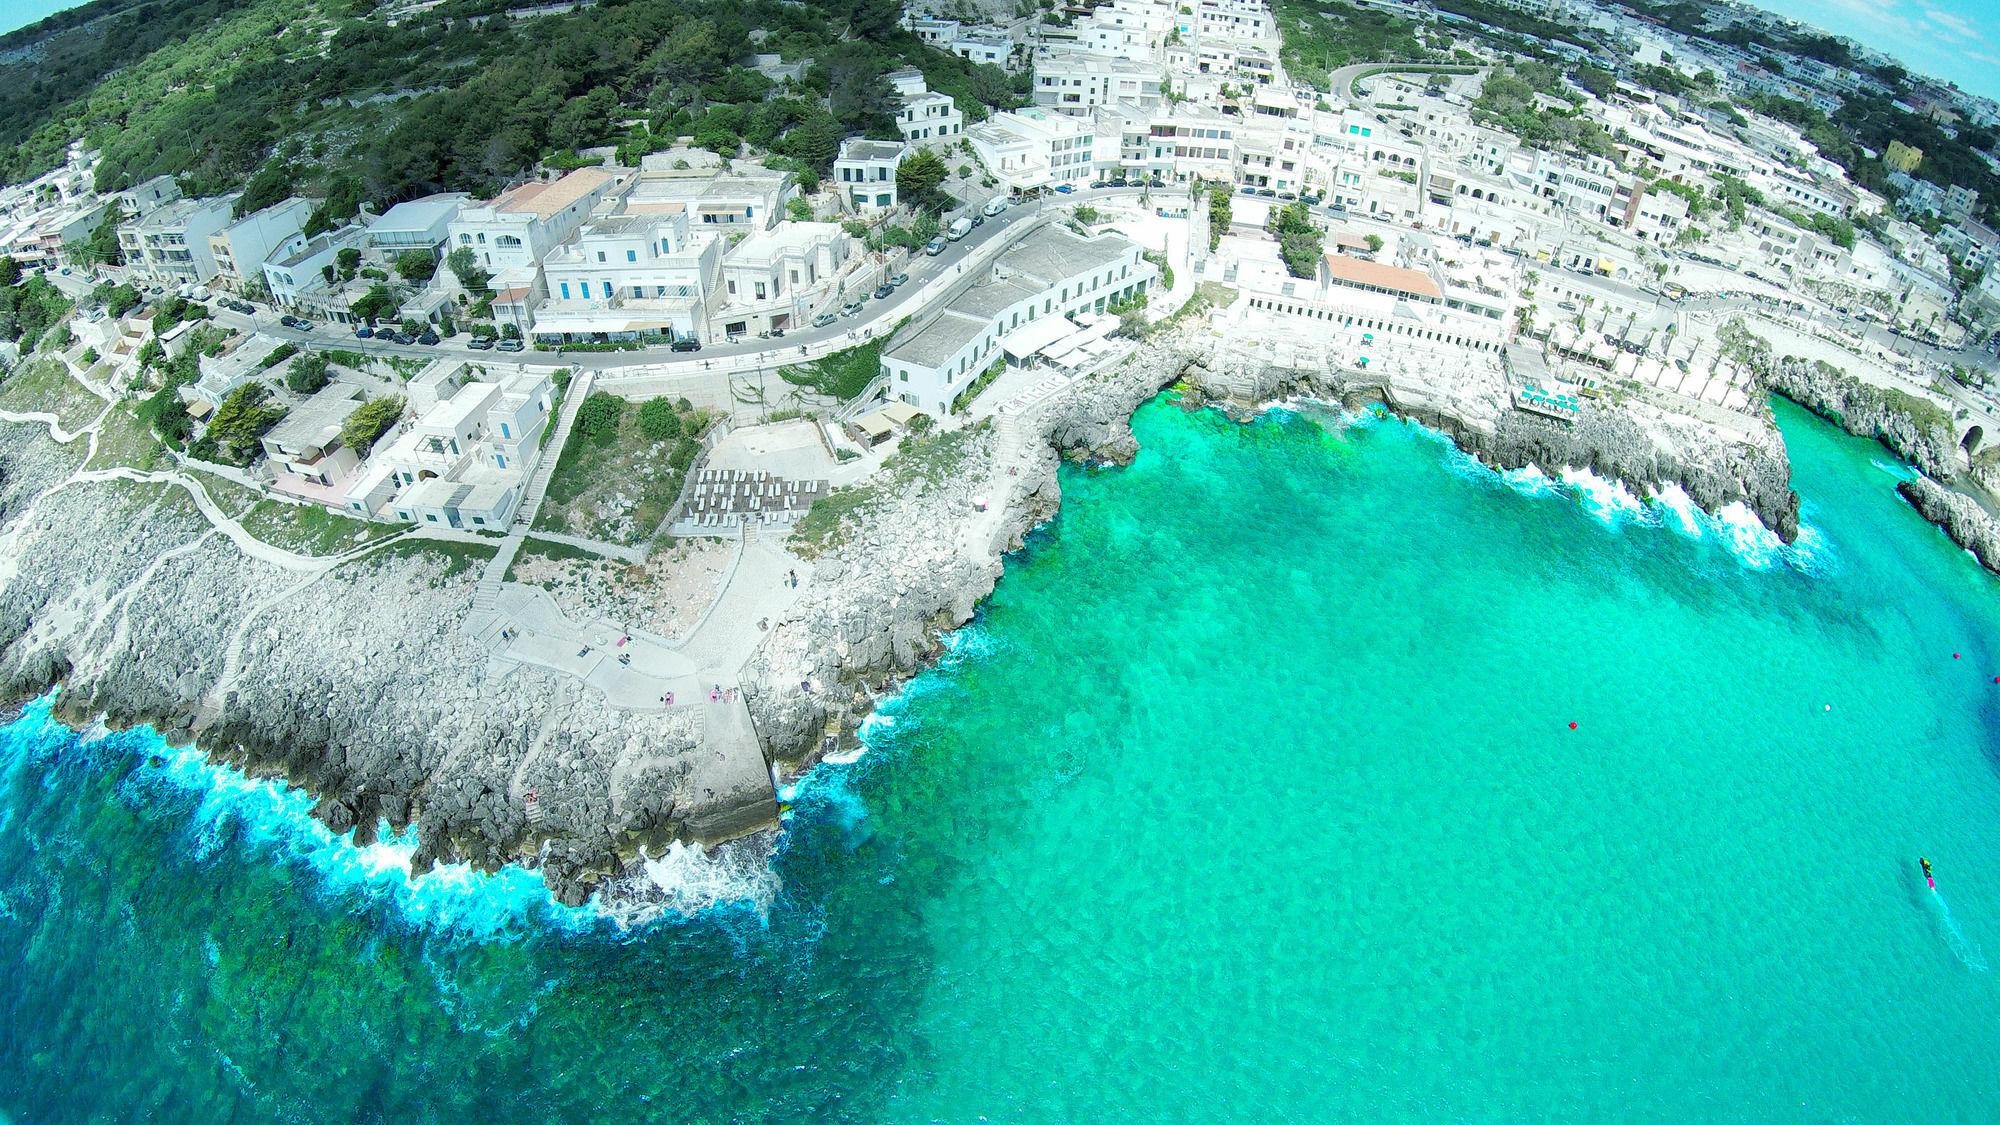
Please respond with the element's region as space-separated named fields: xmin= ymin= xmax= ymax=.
xmin=924 ymin=236 xmax=948 ymax=256
xmin=670 ymin=337 xmax=702 ymax=352
xmin=280 ymin=315 xmax=308 ymax=329
xmin=1276 ymin=191 xmax=1297 ymax=201
xmin=417 ymin=331 xmax=440 ymax=345
xmin=496 ymin=338 xmax=524 ymax=352
xmin=813 ymin=312 xmax=838 ymax=327
xmin=982 ymin=198 xmax=1008 ymax=217
xmin=467 ymin=335 xmax=495 ymax=350
xmin=354 ymin=326 xmax=374 ymax=338
xmin=872 ymin=283 xmax=895 ymax=300
xmin=1091 ymin=180 xmax=1108 ymax=189
xmin=1240 ymin=186 xmax=1257 ymax=195
xmin=840 ymin=301 xmax=864 ymax=317
xmin=1053 ymin=183 xmax=1073 ymax=194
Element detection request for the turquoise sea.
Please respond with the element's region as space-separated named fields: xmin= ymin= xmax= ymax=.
xmin=2 ymin=396 xmax=1997 ymax=1122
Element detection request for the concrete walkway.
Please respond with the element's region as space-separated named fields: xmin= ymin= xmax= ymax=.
xmin=489 ymin=586 xmax=700 ymax=711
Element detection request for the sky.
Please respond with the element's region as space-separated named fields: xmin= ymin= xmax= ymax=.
xmin=0 ymin=0 xmax=88 ymax=37
xmin=1749 ymin=0 xmax=2000 ymax=101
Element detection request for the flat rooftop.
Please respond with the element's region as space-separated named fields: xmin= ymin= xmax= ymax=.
xmin=888 ymin=310 xmax=990 ymax=369
xmin=489 ymin=168 xmax=613 ymax=220
xmin=999 ymin=225 xmax=1135 ymax=286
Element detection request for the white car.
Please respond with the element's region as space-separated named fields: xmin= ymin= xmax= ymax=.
xmin=982 ymin=197 xmax=1008 ymax=217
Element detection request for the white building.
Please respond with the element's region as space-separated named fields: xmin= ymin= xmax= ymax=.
xmin=881 ymin=226 xmax=1156 ymax=413
xmin=206 ymin=197 xmax=313 ymax=293
xmin=369 ymin=367 xmax=554 ymax=528
xmin=628 ymin=161 xmax=794 ymax=230
xmin=447 ymin=168 xmax=621 ymax=271
xmin=969 ymin=108 xmax=1097 ymax=192
xmin=834 ymin=139 xmax=909 ymax=211
xmin=365 ymin=193 xmax=468 ymax=261
xmin=1032 ymin=52 xmax=1165 ymax=116
xmin=890 ymin=70 xmax=965 ymax=148
xmin=532 ymin=211 xmax=721 ymax=345
xmin=262 ymin=384 xmax=367 ymax=491
xmin=118 ymin=194 xmax=239 ymax=285
xmin=262 ymin=228 xmax=366 ymax=312
xmin=712 ymin=221 xmax=856 ymax=338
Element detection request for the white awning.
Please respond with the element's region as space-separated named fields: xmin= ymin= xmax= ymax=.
xmin=1000 ymin=314 xmax=1077 ymax=360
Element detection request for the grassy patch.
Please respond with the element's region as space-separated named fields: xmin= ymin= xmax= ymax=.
xmin=535 ymin=396 xmax=705 ymax=544
xmin=505 ymin=535 xmax=607 ymax=580
xmin=353 ymin=537 xmax=495 ymax=581
xmin=184 ymin=469 xmax=263 ymax=519
xmin=85 ymin=406 xmax=167 ymax=472
xmin=788 ymin=483 xmax=878 ymax=558
xmin=239 ymin=499 xmax=403 ymax=556
xmin=779 ymin=328 xmax=901 ymax=400
xmin=0 ymin=357 xmax=104 ymax=431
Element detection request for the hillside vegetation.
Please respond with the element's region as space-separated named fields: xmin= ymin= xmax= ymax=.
xmin=0 ymin=0 xmax=1024 ymax=216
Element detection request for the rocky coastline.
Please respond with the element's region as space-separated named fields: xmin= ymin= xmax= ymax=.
xmin=3 ymin=308 xmax=1959 ymax=917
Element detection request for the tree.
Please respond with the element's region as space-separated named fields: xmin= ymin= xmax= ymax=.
xmin=1364 ymin=234 xmax=1384 ymax=253
xmin=285 ymin=352 xmax=331 ymax=395
xmin=0 ymin=258 xmax=18 ymax=287
xmin=446 ymin=247 xmax=490 ymax=292
xmin=787 ymin=198 xmax=814 ymax=222
xmin=350 ymin=285 xmax=399 ymax=324
xmin=1208 ymin=183 xmax=1232 ymax=250
xmin=394 ymin=250 xmax=437 ymax=282
xmin=337 ymin=248 xmax=363 ymax=275
xmin=83 ymin=204 xmax=125 ymax=266
xmin=340 ymin=396 xmax=404 ymax=458
xmin=575 ymin=391 xmax=624 ymax=444
xmin=638 ymin=397 xmax=683 ymax=441
xmin=1272 ymin=202 xmax=1323 ymax=278
xmin=897 ymin=149 xmax=950 ymax=212
xmin=205 ymin=383 xmax=287 ymax=464
xmin=98 ymin=283 xmax=141 ymax=318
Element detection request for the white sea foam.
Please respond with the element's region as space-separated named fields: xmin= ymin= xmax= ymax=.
xmin=641 ymin=837 xmax=781 ymax=919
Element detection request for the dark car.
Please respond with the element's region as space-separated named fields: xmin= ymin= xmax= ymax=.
xmin=417 ymin=331 xmax=440 ymax=345
xmin=354 ymin=325 xmax=374 ymax=338
xmin=280 ymin=315 xmax=308 ymax=329
xmin=670 ymin=337 xmax=702 ymax=352
xmin=969 ymin=214 xmax=985 ymax=227
xmin=468 ymin=335 xmax=495 ymax=350
xmin=1091 ymin=180 xmax=1108 ymax=188
xmin=872 ymin=283 xmax=895 ymax=300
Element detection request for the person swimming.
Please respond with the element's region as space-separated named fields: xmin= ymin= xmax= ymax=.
xmin=1922 ymin=857 xmax=1935 ymax=890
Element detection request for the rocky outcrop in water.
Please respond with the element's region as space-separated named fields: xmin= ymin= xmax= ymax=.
xmin=1897 ymin=476 xmax=2000 ymax=575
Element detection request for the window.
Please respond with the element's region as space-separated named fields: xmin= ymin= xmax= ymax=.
xmin=597 ymin=251 xmax=606 ymax=262
xmin=754 ymin=282 xmax=767 ymax=300
xmin=728 ymin=281 xmax=737 ymax=295
xmin=633 ymin=286 xmax=644 ymax=299
xmin=602 ymin=282 xmax=613 ymax=298
xmin=500 ymin=422 xmax=511 ymax=439
xmin=627 ymin=250 xmax=637 ymax=262
xmin=560 ymin=283 xmax=570 ymax=299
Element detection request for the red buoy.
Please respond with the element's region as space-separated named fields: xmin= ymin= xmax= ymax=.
xmin=1568 ymin=722 xmax=1578 ymax=730
xmin=1954 ymin=653 xmax=1961 ymax=659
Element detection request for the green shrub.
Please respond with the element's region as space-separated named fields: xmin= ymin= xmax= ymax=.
xmin=574 ymin=391 xmax=624 ymax=445
xmin=638 ymin=397 xmax=683 ymax=441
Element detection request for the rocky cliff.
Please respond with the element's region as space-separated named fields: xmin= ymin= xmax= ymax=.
xmin=1897 ymin=476 xmax=2000 ymax=574
xmin=0 ymin=423 xmax=766 ymax=913
xmin=1756 ymin=353 xmax=1959 ymax=480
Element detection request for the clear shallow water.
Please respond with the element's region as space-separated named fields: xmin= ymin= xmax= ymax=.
xmin=3 ymin=397 xmax=1998 ymax=1122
